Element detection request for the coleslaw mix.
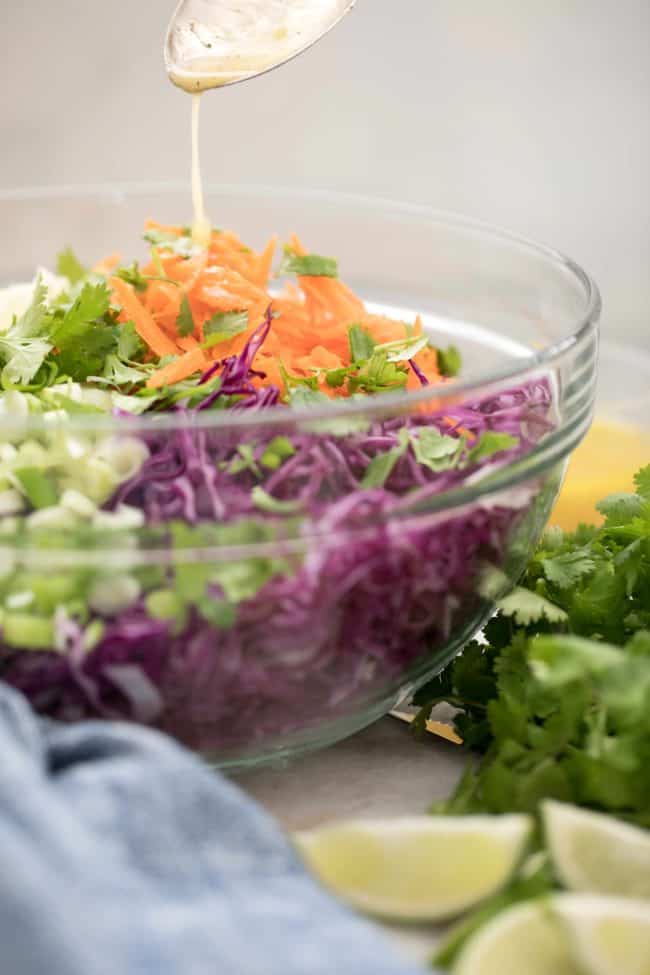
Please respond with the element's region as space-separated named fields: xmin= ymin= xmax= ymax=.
xmin=0 ymin=225 xmax=554 ymax=749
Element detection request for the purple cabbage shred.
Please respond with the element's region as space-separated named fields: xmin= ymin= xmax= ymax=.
xmin=0 ymin=316 xmax=556 ymax=755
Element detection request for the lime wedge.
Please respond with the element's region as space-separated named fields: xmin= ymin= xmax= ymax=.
xmin=294 ymin=814 xmax=533 ymax=921
xmin=543 ymin=800 xmax=650 ymax=898
xmin=453 ymin=899 xmax=580 ymax=975
xmin=556 ymin=895 xmax=650 ymax=975
xmin=454 ymin=895 xmax=650 ymax=975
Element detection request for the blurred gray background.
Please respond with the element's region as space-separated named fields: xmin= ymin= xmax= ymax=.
xmin=2 ymin=0 xmax=648 ymax=345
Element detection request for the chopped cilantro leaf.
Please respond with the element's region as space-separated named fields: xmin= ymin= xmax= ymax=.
xmin=56 ymin=247 xmax=87 ymax=286
xmin=50 ymin=281 xmax=118 ymax=381
xmin=51 ymin=281 xmax=111 ymax=339
xmin=465 ymin=431 xmax=519 ymax=465
xmin=596 ymin=491 xmax=644 ymax=526
xmin=324 ymin=367 xmax=349 ymax=388
xmin=282 ymin=366 xmax=321 ymax=397
xmin=115 ymin=262 xmax=148 ymax=293
xmin=437 ymin=344 xmax=462 ymax=377
xmin=176 ymin=294 xmax=195 ymax=337
xmin=11 ymin=276 xmax=48 ymax=340
xmin=116 ymin=261 xmax=179 ymax=292
xmin=117 ymin=321 xmax=145 ymax=361
xmin=143 ymin=229 xmax=195 ymax=258
xmin=410 ymin=427 xmax=464 ymax=473
xmin=0 ymin=337 xmax=52 ymax=387
xmin=348 ymin=324 xmax=375 ymax=362
xmin=375 ymin=334 xmax=429 ymax=363
xmin=99 ymin=354 xmax=150 ymax=386
xmin=0 ymin=278 xmax=52 ymax=385
xmin=498 ymin=587 xmax=569 ymax=626
xmin=203 ymin=310 xmax=249 ymax=348
xmin=56 ymin=327 xmax=118 ymax=382
xmin=347 ymin=351 xmax=409 ymax=395
xmin=634 ymin=464 xmax=650 ymax=501
xmin=281 ymin=248 xmax=338 ymax=278
xmin=198 ymin=598 xmax=237 ymax=629
xmin=540 ymin=547 xmax=596 ymax=589
xmin=361 ymin=430 xmax=410 ymax=488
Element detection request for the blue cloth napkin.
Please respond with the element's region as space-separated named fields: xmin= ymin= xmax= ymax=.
xmin=0 ymin=683 xmax=426 ymax=975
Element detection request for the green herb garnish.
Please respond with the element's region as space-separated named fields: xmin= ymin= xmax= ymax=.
xmin=417 ymin=464 xmax=650 ymax=826
xmin=0 ymin=277 xmax=52 ymax=386
xmin=465 ymin=431 xmax=519 ymax=465
xmin=361 ymin=430 xmax=410 ymax=488
xmin=202 ymin=310 xmax=249 ymax=348
xmin=176 ymin=294 xmax=195 ymax=337
xmin=115 ymin=262 xmax=149 ymax=293
xmin=281 ymin=248 xmax=338 ymax=279
xmin=117 ymin=321 xmax=146 ymax=361
xmin=143 ymin=229 xmax=195 ymax=258
xmin=56 ymin=247 xmax=87 ymax=285
xmin=50 ymin=281 xmax=118 ymax=381
xmin=348 ymin=324 xmax=376 ymax=362
xmin=437 ymin=344 xmax=462 ymax=377
xmin=410 ymin=427 xmax=465 ymax=473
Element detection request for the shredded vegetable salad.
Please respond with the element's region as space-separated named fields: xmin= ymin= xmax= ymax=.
xmin=0 ymin=222 xmax=451 ymax=403
xmin=0 ymin=221 xmax=556 ymax=751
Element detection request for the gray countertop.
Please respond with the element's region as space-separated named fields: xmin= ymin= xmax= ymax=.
xmin=236 ymin=716 xmax=464 ymax=829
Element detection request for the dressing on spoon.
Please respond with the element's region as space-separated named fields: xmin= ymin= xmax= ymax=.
xmin=165 ymin=1 xmax=355 ymax=244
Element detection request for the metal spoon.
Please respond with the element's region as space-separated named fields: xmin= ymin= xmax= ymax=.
xmin=165 ymin=0 xmax=356 ymax=93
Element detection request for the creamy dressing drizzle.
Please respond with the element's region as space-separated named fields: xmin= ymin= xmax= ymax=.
xmin=190 ymin=93 xmax=212 ymax=247
xmin=170 ymin=2 xmax=351 ymax=245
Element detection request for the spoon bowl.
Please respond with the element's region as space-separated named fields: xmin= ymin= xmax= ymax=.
xmin=165 ymin=0 xmax=356 ymax=92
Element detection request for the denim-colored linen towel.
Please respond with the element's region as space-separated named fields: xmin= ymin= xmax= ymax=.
xmin=0 ymin=683 xmax=428 ymax=975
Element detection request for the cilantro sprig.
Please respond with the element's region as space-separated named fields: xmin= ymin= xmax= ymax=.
xmin=0 ymin=278 xmax=54 ymax=387
xmin=280 ymin=247 xmax=338 ymax=278
xmin=56 ymin=247 xmax=87 ymax=286
xmin=202 ymin=310 xmax=249 ymax=349
xmin=143 ymin=228 xmax=197 ymax=258
xmin=437 ymin=344 xmax=462 ymax=377
xmin=416 ymin=464 xmax=650 ymax=826
xmin=49 ymin=282 xmax=118 ymax=381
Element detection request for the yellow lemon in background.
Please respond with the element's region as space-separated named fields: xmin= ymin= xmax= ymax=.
xmin=552 ymin=418 xmax=650 ymax=530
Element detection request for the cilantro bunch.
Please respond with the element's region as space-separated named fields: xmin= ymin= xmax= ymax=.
xmin=0 ymin=263 xmax=148 ymax=390
xmin=416 ymin=466 xmax=650 ymax=826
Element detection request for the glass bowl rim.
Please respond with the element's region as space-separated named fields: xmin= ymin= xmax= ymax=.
xmin=0 ymin=180 xmax=601 ymax=436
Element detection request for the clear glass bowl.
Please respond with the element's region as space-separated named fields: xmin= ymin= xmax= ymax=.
xmin=552 ymin=340 xmax=650 ymax=530
xmin=0 ymin=184 xmax=600 ymax=767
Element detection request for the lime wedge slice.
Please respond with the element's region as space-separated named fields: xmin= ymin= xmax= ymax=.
xmin=543 ymin=800 xmax=650 ymax=898
xmin=453 ymin=899 xmax=580 ymax=975
xmin=454 ymin=894 xmax=650 ymax=975
xmin=556 ymin=895 xmax=650 ymax=975
xmin=294 ymin=814 xmax=532 ymax=921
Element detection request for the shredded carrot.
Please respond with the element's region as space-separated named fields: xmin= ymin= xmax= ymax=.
xmin=112 ymin=219 xmax=447 ymax=394
xmin=110 ymin=277 xmax=180 ymax=359
xmin=93 ymin=252 xmax=122 ymax=276
xmin=146 ymin=345 xmax=208 ymax=389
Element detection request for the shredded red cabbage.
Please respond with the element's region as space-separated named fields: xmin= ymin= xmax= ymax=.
xmin=0 ymin=318 xmax=556 ymax=754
